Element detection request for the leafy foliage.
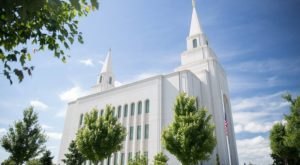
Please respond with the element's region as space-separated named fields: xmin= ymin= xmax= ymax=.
xmin=0 ymin=107 xmax=46 ymax=164
xmin=153 ymin=152 xmax=168 ymax=165
xmin=162 ymin=93 xmax=216 ymax=165
xmin=0 ymin=0 xmax=99 ymax=84
xmin=269 ymin=93 xmax=300 ymax=164
xmin=128 ymin=154 xmax=148 ymax=165
xmin=75 ymin=105 xmax=126 ymax=164
xmin=39 ymin=150 xmax=53 ymax=165
xmin=62 ymin=140 xmax=86 ymax=165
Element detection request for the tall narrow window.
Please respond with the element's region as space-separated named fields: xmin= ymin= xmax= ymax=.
xmin=79 ymin=114 xmax=83 ymax=126
xmin=99 ymin=75 xmax=102 ymax=83
xmin=129 ymin=126 xmax=134 ymax=140
xmin=101 ymin=109 xmax=104 ymax=116
xmin=193 ymin=39 xmax=197 ymax=48
xmin=121 ymin=153 xmax=125 ymax=165
xmin=109 ymin=77 xmax=112 ymax=84
xmin=130 ymin=103 xmax=135 ymax=116
xmin=144 ymin=124 xmax=149 ymax=139
xmin=138 ymin=101 xmax=142 ymax=115
xmin=128 ymin=152 xmax=132 ymax=161
xmin=107 ymin=155 xmax=111 ymax=165
xmin=117 ymin=106 xmax=122 ymax=118
xmin=124 ymin=104 xmax=128 ymax=117
xmin=145 ymin=99 xmax=150 ymax=113
xmin=114 ymin=153 xmax=118 ymax=165
xmin=137 ymin=125 xmax=141 ymax=140
xmin=144 ymin=151 xmax=148 ymax=164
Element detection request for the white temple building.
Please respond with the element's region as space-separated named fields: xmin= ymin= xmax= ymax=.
xmin=58 ymin=1 xmax=239 ymax=164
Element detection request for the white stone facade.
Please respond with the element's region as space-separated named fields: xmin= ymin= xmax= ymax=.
xmin=58 ymin=1 xmax=239 ymax=165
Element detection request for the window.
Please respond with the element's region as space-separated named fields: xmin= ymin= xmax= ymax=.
xmin=128 ymin=152 xmax=132 ymax=161
xmin=124 ymin=104 xmax=128 ymax=117
xmin=130 ymin=103 xmax=135 ymax=116
xmin=79 ymin=114 xmax=83 ymax=126
xmin=112 ymin=107 xmax=115 ymax=116
xmin=120 ymin=153 xmax=125 ymax=165
xmin=193 ymin=39 xmax=197 ymax=48
xmin=138 ymin=101 xmax=142 ymax=115
xmin=129 ymin=126 xmax=134 ymax=140
xmin=101 ymin=109 xmax=104 ymax=116
xmin=145 ymin=100 xmax=150 ymax=113
xmin=99 ymin=75 xmax=102 ymax=83
xmin=137 ymin=125 xmax=141 ymax=140
xmin=114 ymin=153 xmax=118 ymax=165
xmin=144 ymin=151 xmax=148 ymax=163
xmin=109 ymin=77 xmax=112 ymax=84
xmin=118 ymin=106 xmax=122 ymax=118
xmin=144 ymin=124 xmax=149 ymax=139
xmin=135 ymin=151 xmax=140 ymax=157
xmin=107 ymin=155 xmax=111 ymax=165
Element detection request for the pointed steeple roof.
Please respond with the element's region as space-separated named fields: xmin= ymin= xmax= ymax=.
xmin=189 ymin=0 xmax=203 ymax=36
xmin=101 ymin=48 xmax=113 ymax=73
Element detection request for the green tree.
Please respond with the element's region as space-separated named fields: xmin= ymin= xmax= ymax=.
xmin=283 ymin=94 xmax=300 ymax=154
xmin=62 ymin=140 xmax=86 ymax=165
xmin=269 ymin=94 xmax=300 ymax=165
xmin=162 ymin=93 xmax=216 ymax=165
xmin=39 ymin=150 xmax=53 ymax=165
xmin=0 ymin=107 xmax=46 ymax=165
xmin=128 ymin=154 xmax=147 ymax=165
xmin=26 ymin=159 xmax=41 ymax=165
xmin=153 ymin=152 xmax=168 ymax=165
xmin=76 ymin=105 xmax=126 ymax=164
xmin=0 ymin=0 xmax=98 ymax=84
xmin=1 ymin=159 xmax=16 ymax=165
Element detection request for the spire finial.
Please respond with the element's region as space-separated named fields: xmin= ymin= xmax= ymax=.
xmin=192 ymin=0 xmax=196 ymax=8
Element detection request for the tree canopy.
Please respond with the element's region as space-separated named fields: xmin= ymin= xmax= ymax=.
xmin=62 ymin=140 xmax=86 ymax=165
xmin=0 ymin=0 xmax=98 ymax=84
xmin=162 ymin=93 xmax=216 ymax=165
xmin=75 ymin=105 xmax=126 ymax=164
xmin=39 ymin=150 xmax=53 ymax=165
xmin=153 ymin=152 xmax=168 ymax=165
xmin=0 ymin=107 xmax=46 ymax=165
xmin=128 ymin=154 xmax=148 ymax=165
xmin=269 ymin=93 xmax=300 ymax=164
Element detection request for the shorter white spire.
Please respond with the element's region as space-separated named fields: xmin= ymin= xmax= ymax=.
xmin=101 ymin=48 xmax=112 ymax=73
xmin=189 ymin=0 xmax=203 ymax=36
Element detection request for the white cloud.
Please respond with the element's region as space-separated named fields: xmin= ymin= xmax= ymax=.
xmin=231 ymin=91 xmax=290 ymax=133
xmin=47 ymin=132 xmax=62 ymax=140
xmin=59 ymin=86 xmax=87 ymax=102
xmin=56 ymin=108 xmax=67 ymax=118
xmin=30 ymin=100 xmax=48 ymax=111
xmin=115 ymin=81 xmax=123 ymax=87
xmin=234 ymin=122 xmax=275 ymax=133
xmin=135 ymin=72 xmax=160 ymax=80
xmin=79 ymin=59 xmax=94 ymax=66
xmin=0 ymin=128 xmax=6 ymax=136
xmin=237 ymin=136 xmax=272 ymax=165
xmin=41 ymin=124 xmax=53 ymax=130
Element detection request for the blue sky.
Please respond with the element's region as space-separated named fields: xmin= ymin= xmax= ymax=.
xmin=1 ymin=0 xmax=300 ymax=164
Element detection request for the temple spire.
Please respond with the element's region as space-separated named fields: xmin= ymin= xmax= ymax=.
xmin=97 ymin=49 xmax=115 ymax=91
xmin=189 ymin=0 xmax=203 ymax=36
xmin=101 ymin=48 xmax=112 ymax=73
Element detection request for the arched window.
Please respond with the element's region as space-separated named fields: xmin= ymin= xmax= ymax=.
xmin=124 ymin=104 xmax=128 ymax=117
xmin=79 ymin=114 xmax=84 ymax=126
xmin=192 ymin=39 xmax=197 ymax=48
xmin=131 ymin=103 xmax=135 ymax=116
xmin=145 ymin=99 xmax=150 ymax=113
xmin=117 ymin=106 xmax=122 ymax=118
xmin=138 ymin=101 xmax=142 ymax=115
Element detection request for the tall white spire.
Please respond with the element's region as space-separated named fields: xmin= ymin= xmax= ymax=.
xmin=97 ymin=49 xmax=115 ymax=91
xmin=101 ymin=48 xmax=112 ymax=73
xmin=189 ymin=0 xmax=203 ymax=36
